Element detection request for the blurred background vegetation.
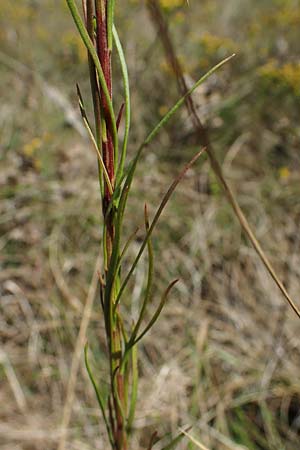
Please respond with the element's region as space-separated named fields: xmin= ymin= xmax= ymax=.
xmin=1 ymin=1 xmax=300 ymax=449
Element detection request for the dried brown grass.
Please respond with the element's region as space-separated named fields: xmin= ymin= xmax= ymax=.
xmin=1 ymin=1 xmax=300 ymax=449
xmin=1 ymin=128 xmax=300 ymax=448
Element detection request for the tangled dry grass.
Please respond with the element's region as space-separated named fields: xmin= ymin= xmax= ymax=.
xmin=1 ymin=1 xmax=300 ymax=449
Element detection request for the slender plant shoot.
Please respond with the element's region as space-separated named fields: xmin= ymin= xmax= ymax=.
xmin=65 ymin=1 xmax=233 ymax=448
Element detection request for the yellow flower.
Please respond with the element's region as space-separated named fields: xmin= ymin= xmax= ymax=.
xmin=23 ymin=137 xmax=42 ymax=157
xmin=279 ymin=167 xmax=290 ymax=181
xmin=159 ymin=105 xmax=169 ymax=116
xmin=199 ymin=32 xmax=237 ymax=56
xmin=258 ymin=60 xmax=300 ymax=95
xmin=160 ymin=0 xmax=186 ymax=11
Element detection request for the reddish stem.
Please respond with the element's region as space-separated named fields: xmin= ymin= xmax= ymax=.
xmin=95 ymin=0 xmax=115 ymax=203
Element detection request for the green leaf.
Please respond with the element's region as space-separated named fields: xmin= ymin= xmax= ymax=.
xmin=111 ymin=55 xmax=235 ymax=268
xmin=113 ymin=25 xmax=131 ymax=184
xmin=86 ymin=0 xmax=103 ymax=196
xmin=126 ymin=343 xmax=138 ymax=432
xmin=123 ymin=205 xmax=154 ymax=338
xmin=109 ymin=227 xmax=139 ymax=307
xmin=132 ymin=278 xmax=178 ymax=347
xmin=107 ymin=0 xmax=115 ymax=51
xmin=143 ymin=55 xmax=234 ymax=148
xmin=109 ymin=51 xmax=232 ymax=248
xmin=84 ymin=344 xmax=114 ymax=447
xmin=76 ymin=84 xmax=113 ymax=196
xmin=115 ymin=148 xmax=205 ymax=308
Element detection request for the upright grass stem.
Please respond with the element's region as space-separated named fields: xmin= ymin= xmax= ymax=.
xmin=66 ymin=1 xmax=235 ymax=448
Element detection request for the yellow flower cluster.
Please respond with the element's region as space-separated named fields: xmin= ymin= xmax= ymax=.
xmin=199 ymin=32 xmax=237 ymax=55
xmin=23 ymin=137 xmax=42 ymax=157
xmin=22 ymin=137 xmax=43 ymax=170
xmin=279 ymin=166 xmax=290 ymax=181
xmin=263 ymin=6 xmax=300 ymax=27
xmin=160 ymin=0 xmax=186 ymax=10
xmin=248 ymin=3 xmax=300 ymax=39
xmin=276 ymin=7 xmax=300 ymax=26
xmin=259 ymin=60 xmax=300 ymax=95
xmin=22 ymin=133 xmax=52 ymax=171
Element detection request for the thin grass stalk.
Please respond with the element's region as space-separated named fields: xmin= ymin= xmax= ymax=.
xmin=94 ymin=2 xmax=126 ymax=447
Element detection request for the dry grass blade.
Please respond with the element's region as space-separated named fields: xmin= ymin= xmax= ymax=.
xmin=199 ymin=424 xmax=250 ymax=450
xmin=57 ymin=255 xmax=100 ymax=450
xmin=178 ymin=428 xmax=211 ymax=450
xmin=0 ymin=350 xmax=27 ymax=414
xmin=160 ymin=426 xmax=192 ymax=450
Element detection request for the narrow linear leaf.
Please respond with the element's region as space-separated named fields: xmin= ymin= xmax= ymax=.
xmin=110 ymin=227 xmax=139 ymax=299
xmin=84 ymin=344 xmax=114 ymax=447
xmin=119 ymin=227 xmax=139 ymax=264
xmin=122 ymin=279 xmax=178 ymax=372
xmin=115 ymin=148 xmax=205 ymax=308
xmin=112 ymin=55 xmax=234 ymax=249
xmin=132 ymin=278 xmax=179 ymax=347
xmin=144 ymin=54 xmax=235 ymax=148
xmin=107 ymin=0 xmax=115 ymax=50
xmin=126 ymin=343 xmax=138 ymax=432
xmin=103 ymin=166 xmax=134 ymax=313
xmin=109 ymin=55 xmax=233 ymax=222
xmin=86 ymin=0 xmax=104 ymax=195
xmin=77 ymin=84 xmax=113 ymax=196
xmin=117 ymin=102 xmax=125 ymax=130
xmin=103 ymin=198 xmax=127 ymax=314
xmin=124 ymin=205 xmax=154 ymax=339
xmin=104 ymin=226 xmax=139 ymax=326
xmin=113 ymin=25 xmax=131 ymax=183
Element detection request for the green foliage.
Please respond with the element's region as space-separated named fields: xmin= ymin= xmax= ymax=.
xmin=65 ymin=1 xmax=232 ymax=448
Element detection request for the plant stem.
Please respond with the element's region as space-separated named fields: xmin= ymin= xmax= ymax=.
xmin=81 ymin=2 xmax=126 ymax=448
xmin=66 ymin=2 xmax=236 ymax=448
